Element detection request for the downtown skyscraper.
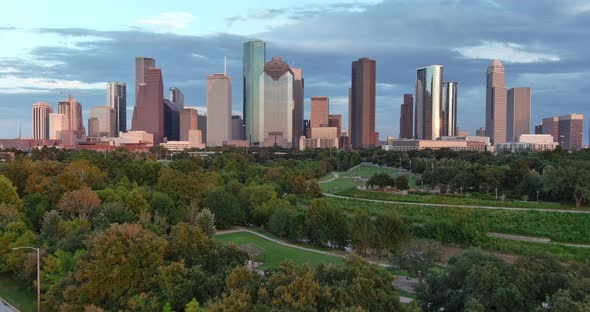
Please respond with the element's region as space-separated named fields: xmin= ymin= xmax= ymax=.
xmin=292 ymin=67 xmax=304 ymax=148
xmin=442 ymin=82 xmax=458 ymax=137
xmin=207 ymin=72 xmax=232 ymax=147
xmin=32 ymin=102 xmax=53 ymax=140
xmin=107 ymin=82 xmax=126 ymax=136
xmin=243 ymin=40 xmax=266 ymax=145
xmin=485 ymin=59 xmax=507 ymax=144
xmin=132 ymin=57 xmax=164 ymax=143
xmin=415 ymin=65 xmax=443 ymax=140
xmin=507 ymin=87 xmax=531 ymax=142
xmin=399 ymin=94 xmax=413 ymax=139
xmin=349 ymin=57 xmax=376 ymax=149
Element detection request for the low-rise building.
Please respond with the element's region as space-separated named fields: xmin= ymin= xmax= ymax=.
xmin=381 ymin=137 xmax=492 ymax=152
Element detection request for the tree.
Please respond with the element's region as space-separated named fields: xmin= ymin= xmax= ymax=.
xmin=306 ymin=199 xmax=350 ymax=249
xmin=185 ymin=298 xmax=200 ymax=312
xmin=151 ymin=191 xmax=179 ymax=223
xmin=392 ymin=239 xmax=442 ymax=280
xmin=306 ymin=181 xmax=324 ymax=198
xmin=55 ymin=159 xmax=106 ymax=190
xmin=351 ymin=210 xmax=375 ymax=256
xmin=0 ymin=174 xmax=20 ymax=206
xmin=374 ymin=212 xmax=411 ymax=256
xmin=58 ymin=187 xmax=101 ymax=219
xmin=367 ymin=173 xmax=395 ymax=189
xmin=196 ymin=208 xmax=216 ymax=238
xmin=268 ymin=206 xmax=293 ymax=238
xmin=395 ymin=175 xmax=410 ymax=190
xmin=201 ymin=188 xmax=242 ymax=228
xmin=543 ymin=161 xmax=590 ymax=208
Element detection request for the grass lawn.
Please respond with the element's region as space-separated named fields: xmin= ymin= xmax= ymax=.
xmin=0 ymin=274 xmax=36 ymax=312
xmin=337 ymin=188 xmax=579 ymax=211
xmin=321 ymin=165 xmax=417 ymax=193
xmin=216 ymin=232 xmax=343 ymax=270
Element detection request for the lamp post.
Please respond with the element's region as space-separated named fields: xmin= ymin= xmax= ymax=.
xmin=495 ymin=188 xmax=498 ymax=200
xmin=537 ymin=190 xmax=539 ymax=204
xmin=460 ymin=186 xmax=463 ymax=195
xmin=11 ymin=246 xmax=40 ymax=312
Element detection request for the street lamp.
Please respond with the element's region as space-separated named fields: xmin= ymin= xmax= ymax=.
xmin=537 ymin=190 xmax=539 ymax=204
xmin=495 ymin=188 xmax=498 ymax=200
xmin=460 ymin=186 xmax=463 ymax=195
xmin=11 ymin=246 xmax=40 ymax=312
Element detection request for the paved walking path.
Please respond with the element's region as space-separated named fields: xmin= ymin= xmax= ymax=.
xmin=323 ymin=192 xmax=590 ymax=214
xmin=215 ymin=227 xmax=416 ymax=303
xmin=488 ymin=232 xmax=590 ymax=248
xmin=0 ymin=299 xmax=19 ymax=312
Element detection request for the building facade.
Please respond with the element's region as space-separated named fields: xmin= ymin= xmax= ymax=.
xmin=231 ymin=115 xmax=245 ymax=140
xmin=88 ymin=106 xmax=115 ymax=137
xmin=328 ymin=114 xmax=342 ymax=140
xmin=259 ymin=57 xmax=294 ymax=148
xmin=485 ymin=59 xmax=507 ymax=144
xmin=169 ymin=87 xmax=184 ymax=109
xmin=207 ymin=73 xmax=232 ymax=147
xmin=179 ymin=108 xmax=198 ymax=141
xmin=558 ymin=114 xmax=584 ymax=151
xmin=132 ymin=57 xmax=164 ymax=143
xmin=399 ymin=94 xmax=413 ymax=139
xmin=32 ymin=102 xmax=53 ymax=140
xmin=507 ymin=87 xmax=531 ymax=142
xmin=350 ymin=57 xmax=376 ymax=148
xmin=311 ymin=96 xmax=329 ymax=128
xmin=198 ymin=114 xmax=207 ymax=144
xmin=107 ymin=82 xmax=126 ymax=136
xmin=163 ymin=100 xmax=180 ymax=141
xmin=243 ymin=40 xmax=266 ymax=145
xmin=541 ymin=117 xmax=559 ymax=142
xmin=415 ymin=65 xmax=443 ymax=140
xmin=442 ymin=82 xmax=457 ymax=137
xmin=292 ymin=68 xmax=304 ymax=148
xmin=57 ymin=97 xmax=85 ymax=134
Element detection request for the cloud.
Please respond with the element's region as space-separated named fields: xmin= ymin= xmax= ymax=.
xmin=137 ymin=12 xmax=194 ymax=29
xmin=0 ymin=75 xmax=105 ymax=94
xmin=453 ymin=41 xmax=560 ymax=63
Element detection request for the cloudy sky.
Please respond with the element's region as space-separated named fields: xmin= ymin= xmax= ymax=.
xmin=0 ymin=0 xmax=588 ymax=141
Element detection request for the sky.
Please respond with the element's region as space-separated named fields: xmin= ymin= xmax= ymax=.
xmin=0 ymin=0 xmax=588 ymax=142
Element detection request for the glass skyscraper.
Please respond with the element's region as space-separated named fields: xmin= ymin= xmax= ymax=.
xmin=107 ymin=82 xmax=126 ymax=136
xmin=442 ymin=81 xmax=458 ymax=137
xmin=415 ymin=65 xmax=443 ymax=140
xmin=243 ymin=40 xmax=266 ymax=145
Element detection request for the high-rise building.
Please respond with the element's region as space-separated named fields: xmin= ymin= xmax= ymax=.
xmin=557 ymin=114 xmax=584 ymax=151
xmin=169 ymin=87 xmax=184 ymax=109
xmin=163 ymin=100 xmax=180 ymax=141
xmin=231 ymin=115 xmax=245 ymax=140
xmin=243 ymin=40 xmax=266 ymax=145
xmin=350 ymin=57 xmax=376 ymax=149
xmin=88 ymin=106 xmax=115 ymax=137
xmin=399 ymin=94 xmax=413 ymax=139
xmin=32 ymin=102 xmax=53 ymax=140
xmin=132 ymin=57 xmax=164 ymax=143
xmin=107 ymin=82 xmax=126 ymax=135
xmin=476 ymin=127 xmax=486 ymax=137
xmin=303 ymin=119 xmax=311 ymax=138
xmin=415 ymin=65 xmax=443 ymax=140
xmin=180 ymin=108 xmax=198 ymax=141
xmin=442 ymin=82 xmax=458 ymax=137
xmin=259 ymin=56 xmax=294 ymax=148
xmin=49 ymin=113 xmax=65 ymax=140
xmin=292 ymin=68 xmax=304 ymax=148
xmin=311 ymin=96 xmax=329 ymax=128
xmin=534 ymin=124 xmax=543 ymax=134
xmin=329 ymin=114 xmax=342 ymax=140
xmin=485 ymin=60 xmax=507 ymax=144
xmin=198 ymin=114 xmax=207 ymax=144
xmin=207 ymin=72 xmax=232 ymax=147
xmin=507 ymin=87 xmax=531 ymax=142
xmin=542 ymin=117 xmax=559 ymax=142
xmin=57 ymin=97 xmax=85 ymax=133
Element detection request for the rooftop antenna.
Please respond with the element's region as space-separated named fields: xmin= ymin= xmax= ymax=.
xmin=224 ymin=56 xmax=227 ymax=75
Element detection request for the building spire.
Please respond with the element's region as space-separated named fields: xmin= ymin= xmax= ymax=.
xmin=224 ymin=56 xmax=227 ymax=75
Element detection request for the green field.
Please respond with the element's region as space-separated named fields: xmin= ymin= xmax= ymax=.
xmin=337 ymin=188 xmax=579 ymax=210
xmin=216 ymin=232 xmax=343 ymax=269
xmin=321 ymin=165 xmax=417 ymax=193
xmin=0 ymin=274 xmax=36 ymax=312
xmin=327 ymin=197 xmax=590 ymax=261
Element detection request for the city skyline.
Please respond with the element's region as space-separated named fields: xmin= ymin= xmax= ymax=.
xmin=0 ymin=0 xmax=588 ymax=143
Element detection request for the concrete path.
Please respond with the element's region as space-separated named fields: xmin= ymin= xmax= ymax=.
xmin=488 ymin=232 xmax=590 ymax=248
xmin=0 ymin=299 xmax=19 ymax=312
xmin=323 ymin=193 xmax=590 ymax=214
xmin=215 ymin=227 xmax=415 ymax=303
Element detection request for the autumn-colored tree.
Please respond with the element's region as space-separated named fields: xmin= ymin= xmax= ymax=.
xmin=167 ymin=223 xmax=210 ymax=265
xmin=0 ymin=174 xmax=20 ymax=206
xmin=55 ymin=160 xmax=106 ymax=190
xmin=58 ymin=187 xmax=101 ymax=219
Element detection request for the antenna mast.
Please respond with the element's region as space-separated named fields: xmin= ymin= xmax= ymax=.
xmin=224 ymin=56 xmax=227 ymax=75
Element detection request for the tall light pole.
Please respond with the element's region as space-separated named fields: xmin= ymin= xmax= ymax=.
xmin=495 ymin=188 xmax=498 ymax=200
xmin=537 ymin=190 xmax=539 ymax=204
xmin=12 ymin=246 xmax=40 ymax=312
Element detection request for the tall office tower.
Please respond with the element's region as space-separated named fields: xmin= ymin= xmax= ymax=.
xmin=348 ymin=87 xmax=352 ymax=138
xmin=292 ymin=68 xmax=304 ymax=148
xmin=49 ymin=113 xmax=65 ymax=140
xmin=399 ymin=94 xmax=413 ymax=139
xmin=89 ymin=106 xmax=115 ymax=137
xmin=329 ymin=114 xmax=342 ymax=139
xmin=476 ymin=127 xmax=486 ymax=137
xmin=207 ymin=72 xmax=232 ymax=147
xmin=243 ymin=40 xmax=266 ymax=144
xmin=259 ymin=56 xmax=294 ymax=148
xmin=32 ymin=102 xmax=53 ymax=140
xmin=534 ymin=124 xmax=542 ymax=134
xmin=231 ymin=115 xmax=245 ymax=140
xmin=132 ymin=57 xmax=164 ymax=143
xmin=542 ymin=117 xmax=559 ymax=142
xmin=163 ymin=99 xmax=180 ymax=141
xmin=107 ymin=82 xmax=126 ymax=135
xmin=198 ymin=114 xmax=207 ymax=144
xmin=350 ymin=57 xmax=376 ymax=149
xmin=57 ymin=97 xmax=85 ymax=133
xmin=415 ymin=65 xmax=443 ymax=140
xmin=558 ymin=114 xmax=584 ymax=150
xmin=507 ymin=87 xmax=531 ymax=142
xmin=442 ymin=82 xmax=458 ymax=137
xmin=311 ymin=96 xmax=329 ymax=128
xmin=303 ymin=119 xmax=311 ymax=138
xmin=485 ymin=59 xmax=507 ymax=144
xmin=169 ymin=87 xmax=184 ymax=109
xmin=180 ymin=108 xmax=198 ymax=141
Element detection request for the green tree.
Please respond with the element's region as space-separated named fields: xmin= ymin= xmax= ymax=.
xmin=196 ymin=208 xmax=216 ymax=238
xmin=185 ymin=298 xmax=200 ymax=312
xmin=395 ymin=175 xmax=410 ymax=190
xmin=306 ymin=199 xmax=350 ymax=249
xmin=0 ymin=174 xmax=20 ymax=206
xmin=201 ymin=188 xmax=242 ymax=228
xmin=306 ymin=181 xmax=324 ymax=198
xmin=374 ymin=212 xmax=411 ymax=256
xmin=392 ymin=239 xmax=442 ymax=280
xmin=543 ymin=161 xmax=590 ymax=208
xmin=367 ymin=173 xmax=395 ymax=189
xmin=351 ymin=210 xmax=374 ymax=256
xmin=268 ymin=206 xmax=293 ymax=238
